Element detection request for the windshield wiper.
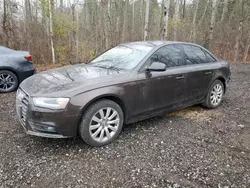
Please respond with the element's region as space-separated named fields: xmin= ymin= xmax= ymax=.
xmin=108 ymin=66 xmax=125 ymax=71
xmin=93 ymin=65 xmax=109 ymax=69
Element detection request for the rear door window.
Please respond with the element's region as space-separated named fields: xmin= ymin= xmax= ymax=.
xmin=182 ymin=45 xmax=209 ymax=65
xmin=150 ymin=44 xmax=184 ymax=68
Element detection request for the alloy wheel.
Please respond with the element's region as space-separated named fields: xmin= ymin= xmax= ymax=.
xmin=0 ymin=73 xmax=15 ymax=91
xmin=210 ymin=83 xmax=223 ymax=106
xmin=89 ymin=107 xmax=120 ymax=143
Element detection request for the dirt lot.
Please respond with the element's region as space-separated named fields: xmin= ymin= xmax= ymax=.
xmin=0 ymin=65 xmax=250 ymax=188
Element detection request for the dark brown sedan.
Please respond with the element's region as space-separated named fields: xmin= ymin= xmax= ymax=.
xmin=16 ymin=41 xmax=231 ymax=146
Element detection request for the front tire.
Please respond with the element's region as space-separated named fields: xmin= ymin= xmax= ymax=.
xmin=0 ymin=70 xmax=19 ymax=93
xmin=202 ymin=80 xmax=224 ymax=109
xmin=79 ymin=99 xmax=124 ymax=147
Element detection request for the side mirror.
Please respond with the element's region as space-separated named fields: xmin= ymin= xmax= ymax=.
xmin=146 ymin=62 xmax=166 ymax=72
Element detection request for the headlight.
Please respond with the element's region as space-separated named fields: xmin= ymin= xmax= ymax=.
xmin=33 ymin=97 xmax=69 ymax=110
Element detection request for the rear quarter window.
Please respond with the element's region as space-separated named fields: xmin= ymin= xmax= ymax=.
xmin=203 ymin=50 xmax=217 ymax=62
xmin=182 ymin=45 xmax=210 ymax=65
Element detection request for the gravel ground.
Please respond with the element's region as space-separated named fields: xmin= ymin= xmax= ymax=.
xmin=0 ymin=65 xmax=250 ymax=188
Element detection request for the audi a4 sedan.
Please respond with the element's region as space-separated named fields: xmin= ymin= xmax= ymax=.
xmin=16 ymin=41 xmax=230 ymax=147
xmin=0 ymin=46 xmax=35 ymax=93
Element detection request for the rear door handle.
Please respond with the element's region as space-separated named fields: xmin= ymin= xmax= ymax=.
xmin=176 ymin=75 xmax=185 ymax=80
xmin=205 ymin=71 xmax=212 ymax=75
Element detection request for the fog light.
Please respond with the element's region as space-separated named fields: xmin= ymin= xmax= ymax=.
xmin=29 ymin=120 xmax=56 ymax=133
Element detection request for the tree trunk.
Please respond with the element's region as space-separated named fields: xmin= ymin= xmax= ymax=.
xmin=205 ymin=0 xmax=218 ymax=50
xmin=221 ymin=0 xmax=228 ymax=22
xmin=198 ymin=0 xmax=210 ymax=26
xmin=60 ymin=0 xmax=63 ymax=10
xmin=71 ymin=4 xmax=76 ymax=47
xmin=144 ymin=0 xmax=150 ymax=41
xmin=162 ymin=0 xmax=170 ymax=40
xmin=76 ymin=5 xmax=79 ymax=60
xmin=115 ymin=1 xmax=120 ymax=45
xmin=25 ymin=0 xmax=32 ymax=50
xmin=233 ymin=0 xmax=244 ymax=63
xmin=173 ymin=0 xmax=180 ymax=41
xmin=182 ymin=0 xmax=186 ymax=20
xmin=3 ymin=0 xmax=8 ymax=44
xmin=41 ymin=0 xmax=47 ymax=34
xmin=132 ymin=0 xmax=135 ymax=36
xmin=233 ymin=19 xmax=243 ymax=63
xmin=122 ymin=0 xmax=128 ymax=42
xmin=105 ymin=0 xmax=110 ymax=49
xmin=189 ymin=0 xmax=199 ymax=42
xmin=48 ymin=0 xmax=56 ymax=64
xmin=243 ymin=34 xmax=250 ymax=63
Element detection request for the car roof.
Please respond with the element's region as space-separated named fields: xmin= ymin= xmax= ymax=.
xmin=121 ymin=41 xmax=202 ymax=48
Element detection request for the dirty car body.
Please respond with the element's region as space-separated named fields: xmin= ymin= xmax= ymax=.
xmin=16 ymin=41 xmax=231 ymax=140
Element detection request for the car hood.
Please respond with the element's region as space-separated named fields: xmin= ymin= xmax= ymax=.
xmin=20 ymin=64 xmax=130 ymax=97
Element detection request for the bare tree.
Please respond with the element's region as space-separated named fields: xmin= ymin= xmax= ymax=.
xmin=162 ymin=0 xmax=170 ymax=40
xmin=144 ymin=0 xmax=150 ymax=41
xmin=198 ymin=0 xmax=210 ymax=26
xmin=173 ymin=0 xmax=180 ymax=41
xmin=132 ymin=0 xmax=135 ymax=35
xmin=122 ymin=0 xmax=128 ymax=42
xmin=233 ymin=0 xmax=244 ymax=63
xmin=243 ymin=32 xmax=250 ymax=63
xmin=3 ymin=0 xmax=8 ymax=43
xmin=60 ymin=0 xmax=63 ymax=10
xmin=182 ymin=0 xmax=186 ymax=19
xmin=190 ymin=0 xmax=199 ymax=42
xmin=221 ymin=0 xmax=228 ymax=22
xmin=48 ymin=0 xmax=55 ymax=64
xmin=76 ymin=4 xmax=79 ymax=60
xmin=205 ymin=0 xmax=218 ymax=49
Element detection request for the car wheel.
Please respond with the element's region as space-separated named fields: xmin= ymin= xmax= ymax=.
xmin=202 ymin=80 xmax=224 ymax=109
xmin=79 ymin=99 xmax=124 ymax=147
xmin=0 ymin=70 xmax=19 ymax=93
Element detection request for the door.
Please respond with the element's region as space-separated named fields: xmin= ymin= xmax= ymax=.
xmin=181 ymin=44 xmax=216 ymax=104
xmin=136 ymin=44 xmax=187 ymax=117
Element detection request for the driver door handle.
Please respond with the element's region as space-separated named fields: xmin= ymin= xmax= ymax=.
xmin=176 ymin=75 xmax=185 ymax=80
xmin=205 ymin=71 xmax=212 ymax=75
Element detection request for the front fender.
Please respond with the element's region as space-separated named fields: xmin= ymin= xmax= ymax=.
xmin=69 ymin=85 xmax=125 ymax=124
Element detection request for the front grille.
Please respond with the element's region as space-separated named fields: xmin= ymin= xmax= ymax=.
xmin=21 ymin=100 xmax=28 ymax=122
xmin=16 ymin=89 xmax=30 ymax=126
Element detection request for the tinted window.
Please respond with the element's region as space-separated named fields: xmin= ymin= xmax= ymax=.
xmin=182 ymin=45 xmax=209 ymax=65
xmin=150 ymin=45 xmax=183 ymax=68
xmin=90 ymin=45 xmax=152 ymax=70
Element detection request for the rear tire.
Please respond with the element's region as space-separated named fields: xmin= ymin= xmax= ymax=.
xmin=202 ymin=80 xmax=224 ymax=109
xmin=0 ymin=70 xmax=19 ymax=93
xmin=79 ymin=99 xmax=124 ymax=147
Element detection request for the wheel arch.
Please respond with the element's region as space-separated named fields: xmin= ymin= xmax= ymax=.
xmin=79 ymin=94 xmax=128 ymax=124
xmin=216 ymin=76 xmax=226 ymax=93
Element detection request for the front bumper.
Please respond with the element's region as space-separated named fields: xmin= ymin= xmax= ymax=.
xmin=16 ymin=89 xmax=79 ymax=138
xmin=25 ymin=128 xmax=70 ymax=138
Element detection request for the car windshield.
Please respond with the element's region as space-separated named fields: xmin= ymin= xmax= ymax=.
xmin=90 ymin=45 xmax=152 ymax=70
